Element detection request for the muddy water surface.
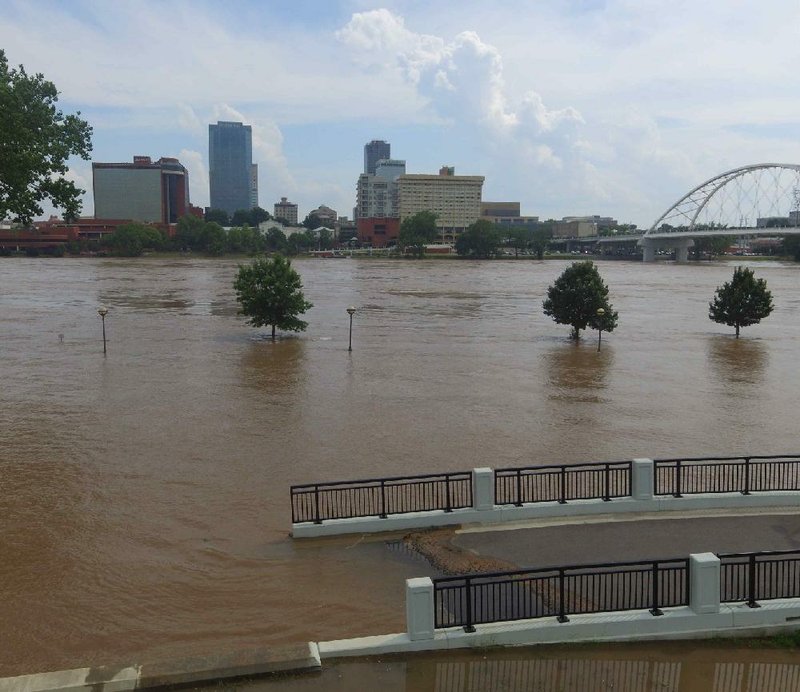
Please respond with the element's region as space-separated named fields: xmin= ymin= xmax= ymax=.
xmin=1 ymin=257 xmax=799 ymax=675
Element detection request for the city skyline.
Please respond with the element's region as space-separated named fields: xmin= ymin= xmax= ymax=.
xmin=2 ymin=1 xmax=800 ymax=227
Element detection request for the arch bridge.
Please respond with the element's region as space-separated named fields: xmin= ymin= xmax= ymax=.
xmin=641 ymin=163 xmax=800 ymax=261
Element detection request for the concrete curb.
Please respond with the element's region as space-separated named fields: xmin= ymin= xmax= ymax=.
xmin=317 ymin=600 xmax=800 ymax=659
xmin=0 ymin=643 xmax=321 ymax=692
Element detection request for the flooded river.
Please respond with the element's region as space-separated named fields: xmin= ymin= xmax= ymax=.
xmin=1 ymin=257 xmax=799 ymax=676
xmin=229 ymin=641 xmax=800 ymax=691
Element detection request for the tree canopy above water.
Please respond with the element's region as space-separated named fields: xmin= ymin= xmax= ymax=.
xmin=709 ymin=266 xmax=773 ymax=337
xmin=233 ymin=255 xmax=313 ymax=341
xmin=543 ymin=261 xmax=618 ymax=340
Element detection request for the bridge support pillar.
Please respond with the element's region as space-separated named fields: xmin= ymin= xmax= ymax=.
xmin=673 ymin=237 xmax=694 ymax=263
xmin=640 ymin=240 xmax=656 ymax=263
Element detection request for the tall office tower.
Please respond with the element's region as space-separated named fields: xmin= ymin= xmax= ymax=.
xmin=209 ymin=121 xmax=253 ymax=216
xmin=93 ymin=155 xmax=190 ymax=223
xmin=364 ymin=140 xmax=391 ymax=175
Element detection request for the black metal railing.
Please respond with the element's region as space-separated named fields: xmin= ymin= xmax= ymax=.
xmin=434 ymin=557 xmax=689 ymax=632
xmin=495 ymin=461 xmax=632 ymax=506
xmin=290 ymin=471 xmax=473 ymax=524
xmin=654 ymin=455 xmax=800 ymax=497
xmin=292 ymin=454 xmax=800 ymax=525
xmin=719 ymin=549 xmax=800 ymax=608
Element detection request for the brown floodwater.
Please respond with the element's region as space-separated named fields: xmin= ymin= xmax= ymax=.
xmin=205 ymin=641 xmax=800 ymax=691
xmin=1 ymin=257 xmax=799 ymax=676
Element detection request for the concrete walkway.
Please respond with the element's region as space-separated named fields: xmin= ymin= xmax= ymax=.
xmin=452 ymin=508 xmax=800 ymax=569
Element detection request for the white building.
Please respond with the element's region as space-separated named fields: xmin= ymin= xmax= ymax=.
xmin=357 ymin=159 xmax=406 ymax=219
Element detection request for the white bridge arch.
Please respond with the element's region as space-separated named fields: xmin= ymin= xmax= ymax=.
xmin=641 ymin=163 xmax=800 ymax=261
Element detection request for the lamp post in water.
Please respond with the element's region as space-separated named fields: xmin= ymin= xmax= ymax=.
xmin=98 ymin=306 xmax=108 ymax=355
xmin=346 ymin=306 xmax=356 ymax=352
xmin=596 ymin=307 xmax=605 ymax=352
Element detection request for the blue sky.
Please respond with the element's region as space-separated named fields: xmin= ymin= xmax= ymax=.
xmin=3 ymin=0 xmax=800 ymax=227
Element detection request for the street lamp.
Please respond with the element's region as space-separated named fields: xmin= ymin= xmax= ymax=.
xmin=346 ymin=306 xmax=356 ymax=352
xmin=97 ymin=306 xmax=108 ymax=354
xmin=596 ymin=307 xmax=605 ymax=352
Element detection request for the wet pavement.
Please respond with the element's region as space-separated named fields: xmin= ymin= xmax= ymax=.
xmin=451 ymin=509 xmax=800 ymax=570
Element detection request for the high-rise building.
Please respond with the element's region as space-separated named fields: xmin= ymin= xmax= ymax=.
xmin=398 ymin=166 xmax=484 ymax=241
xmin=274 ymin=197 xmax=298 ymax=225
xmin=209 ymin=121 xmax=253 ymax=216
xmin=356 ymin=159 xmax=406 ymax=219
xmin=356 ymin=159 xmax=406 ymax=247
xmin=250 ymin=164 xmax=259 ymax=210
xmin=92 ymin=155 xmax=189 ymax=224
xmin=364 ymin=140 xmax=391 ymax=175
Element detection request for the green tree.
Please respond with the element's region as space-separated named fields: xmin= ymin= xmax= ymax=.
xmin=107 ymin=224 xmax=143 ymax=256
xmin=398 ymin=210 xmax=438 ymax=258
xmin=202 ymin=221 xmax=226 ymax=256
xmin=249 ymin=206 xmax=270 ymax=226
xmin=302 ymin=212 xmax=322 ymax=230
xmin=226 ymin=224 xmax=264 ymax=254
xmin=205 ymin=208 xmax=229 ymax=225
xmin=709 ymin=266 xmax=774 ymax=337
xmin=505 ymin=226 xmax=530 ymax=257
xmin=781 ymin=236 xmax=800 ymax=261
xmin=0 ymin=50 xmax=93 ymax=223
xmin=543 ymin=261 xmax=619 ymax=340
xmin=175 ymin=214 xmax=205 ymax=251
xmin=233 ymin=255 xmax=313 ymax=341
xmin=106 ymin=222 xmax=165 ymax=256
xmin=286 ymin=232 xmax=312 ymax=256
xmin=317 ymin=228 xmax=334 ymax=250
xmin=455 ymin=219 xmax=501 ymax=258
xmin=231 ymin=209 xmax=251 ymax=227
xmin=265 ymin=226 xmax=288 ymax=253
xmin=529 ymin=229 xmax=550 ymax=259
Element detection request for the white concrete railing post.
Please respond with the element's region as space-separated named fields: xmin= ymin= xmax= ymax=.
xmin=632 ymin=458 xmax=654 ymax=500
xmin=689 ymin=552 xmax=721 ymax=614
xmin=406 ymin=577 xmax=435 ymax=641
xmin=472 ymin=467 xmax=494 ymax=511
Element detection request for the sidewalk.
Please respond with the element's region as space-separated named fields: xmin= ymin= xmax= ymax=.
xmin=451 ymin=508 xmax=800 ymax=569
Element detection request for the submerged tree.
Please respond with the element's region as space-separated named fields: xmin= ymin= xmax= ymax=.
xmin=709 ymin=266 xmax=773 ymax=337
xmin=233 ymin=255 xmax=313 ymax=341
xmin=543 ymin=261 xmax=618 ymax=340
xmin=0 ymin=50 xmax=93 ymax=223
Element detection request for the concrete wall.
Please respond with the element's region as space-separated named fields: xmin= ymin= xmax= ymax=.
xmin=293 ymin=459 xmax=800 ymax=538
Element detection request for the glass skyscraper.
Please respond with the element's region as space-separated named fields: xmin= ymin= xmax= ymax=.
xmin=209 ymin=121 xmax=254 ymax=216
xmin=364 ymin=140 xmax=391 ymax=175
